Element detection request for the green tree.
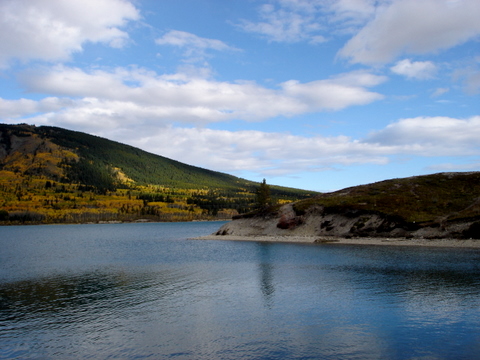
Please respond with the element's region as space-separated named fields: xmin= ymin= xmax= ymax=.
xmin=256 ymin=179 xmax=271 ymax=208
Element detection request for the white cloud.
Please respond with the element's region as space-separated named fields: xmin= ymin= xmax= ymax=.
xmin=156 ymin=30 xmax=239 ymax=52
xmin=281 ymin=71 xmax=386 ymax=110
xmin=326 ymin=0 xmax=377 ymax=33
xmin=453 ymin=65 xmax=480 ymax=95
xmin=338 ymin=0 xmax=480 ymax=65
xmin=464 ymin=70 xmax=480 ymax=94
xmin=238 ymin=2 xmax=326 ymax=43
xmin=18 ymin=66 xmax=386 ymax=124
xmin=365 ymin=116 xmax=480 ymax=156
xmin=329 ymin=0 xmax=376 ymax=20
xmin=155 ymin=30 xmax=240 ymax=62
xmin=390 ymin=59 xmax=437 ymax=80
xmin=426 ymin=161 xmax=480 ymax=172
xmin=431 ymin=87 xmax=450 ymax=98
xmin=237 ymin=0 xmax=381 ymax=43
xmin=0 ymin=0 xmax=140 ymax=68
xmin=0 ymin=97 xmax=74 ymax=119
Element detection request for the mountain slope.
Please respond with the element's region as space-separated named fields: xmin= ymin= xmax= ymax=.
xmin=0 ymin=124 xmax=314 ymax=193
xmin=0 ymin=123 xmax=315 ymax=224
xmin=0 ymin=124 xmax=245 ymax=189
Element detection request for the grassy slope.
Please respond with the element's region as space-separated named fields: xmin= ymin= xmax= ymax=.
xmin=292 ymin=172 xmax=480 ymax=224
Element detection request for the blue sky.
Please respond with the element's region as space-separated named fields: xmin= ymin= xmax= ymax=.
xmin=0 ymin=0 xmax=479 ymax=192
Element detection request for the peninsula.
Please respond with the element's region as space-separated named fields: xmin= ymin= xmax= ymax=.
xmin=201 ymin=172 xmax=480 ymax=248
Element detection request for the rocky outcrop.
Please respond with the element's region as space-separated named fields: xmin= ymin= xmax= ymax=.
xmin=214 ymin=203 xmax=480 ymax=240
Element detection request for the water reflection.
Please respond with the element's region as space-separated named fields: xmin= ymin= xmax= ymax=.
xmin=1 ymin=272 xmax=122 ymax=320
xmin=0 ymin=266 xmax=215 ymax=359
xmin=330 ymin=247 xmax=480 ymax=304
xmin=0 ymin=267 xmax=200 ymax=328
xmin=256 ymin=243 xmax=275 ymax=307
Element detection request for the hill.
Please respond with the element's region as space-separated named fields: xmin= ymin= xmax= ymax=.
xmin=0 ymin=124 xmax=315 ymax=224
xmin=213 ymin=172 xmax=480 ymax=240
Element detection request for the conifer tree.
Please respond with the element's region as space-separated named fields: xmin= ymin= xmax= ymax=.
xmin=256 ymin=178 xmax=271 ymax=208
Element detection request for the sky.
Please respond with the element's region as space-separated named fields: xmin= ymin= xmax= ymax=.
xmin=0 ymin=0 xmax=479 ymax=192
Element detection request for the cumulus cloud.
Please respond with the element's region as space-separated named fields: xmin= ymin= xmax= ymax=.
xmin=17 ymin=66 xmax=386 ymax=124
xmin=281 ymin=71 xmax=386 ymax=110
xmin=390 ymin=59 xmax=437 ymax=80
xmin=338 ymin=0 xmax=480 ymax=65
xmin=0 ymin=0 xmax=139 ymax=68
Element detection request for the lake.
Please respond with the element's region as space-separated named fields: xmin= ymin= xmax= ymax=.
xmin=1 ymin=222 xmax=480 ymax=359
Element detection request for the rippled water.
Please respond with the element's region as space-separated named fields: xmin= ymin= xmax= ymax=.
xmin=1 ymin=222 xmax=480 ymax=359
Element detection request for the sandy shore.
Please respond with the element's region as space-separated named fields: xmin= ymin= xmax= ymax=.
xmin=192 ymin=235 xmax=480 ymax=248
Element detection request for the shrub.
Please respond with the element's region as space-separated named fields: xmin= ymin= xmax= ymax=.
xmin=0 ymin=209 xmax=8 ymax=221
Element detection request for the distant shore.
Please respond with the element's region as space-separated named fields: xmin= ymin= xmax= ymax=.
xmin=193 ymin=235 xmax=480 ymax=248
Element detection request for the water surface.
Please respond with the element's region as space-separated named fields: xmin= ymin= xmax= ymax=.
xmin=1 ymin=222 xmax=480 ymax=359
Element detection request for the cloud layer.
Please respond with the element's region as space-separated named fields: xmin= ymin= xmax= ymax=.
xmin=0 ymin=0 xmax=139 ymax=68
xmin=8 ymin=66 xmax=386 ymax=126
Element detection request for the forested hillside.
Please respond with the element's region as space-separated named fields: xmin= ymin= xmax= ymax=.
xmin=0 ymin=124 xmax=315 ymax=224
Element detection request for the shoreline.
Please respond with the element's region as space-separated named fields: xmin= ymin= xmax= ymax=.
xmin=0 ymin=219 xmax=231 ymax=226
xmin=192 ymin=235 xmax=480 ymax=248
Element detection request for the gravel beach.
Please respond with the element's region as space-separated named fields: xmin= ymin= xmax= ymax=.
xmin=193 ymin=235 xmax=480 ymax=248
